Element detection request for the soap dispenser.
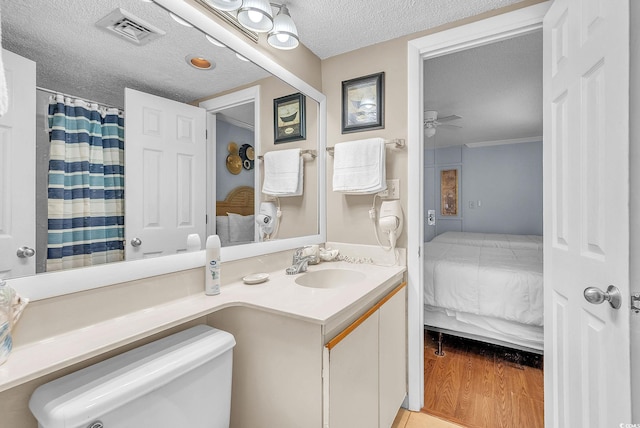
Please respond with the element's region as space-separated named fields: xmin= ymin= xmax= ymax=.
xmin=205 ymin=235 xmax=221 ymax=296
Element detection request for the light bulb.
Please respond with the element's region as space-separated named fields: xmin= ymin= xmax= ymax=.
xmin=248 ymin=10 xmax=263 ymax=23
xmin=276 ymin=33 xmax=290 ymax=43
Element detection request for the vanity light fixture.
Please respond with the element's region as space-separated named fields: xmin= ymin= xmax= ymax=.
xmin=267 ymin=4 xmax=298 ymax=50
xmin=237 ymin=0 xmax=273 ymax=32
xmin=204 ymin=1 xmax=299 ymax=50
xmin=203 ymin=0 xmax=243 ymax=11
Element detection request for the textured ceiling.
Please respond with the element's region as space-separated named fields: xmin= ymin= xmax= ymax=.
xmin=286 ymin=0 xmax=526 ymax=59
xmin=424 ymin=31 xmax=543 ymax=147
xmin=1 ymin=0 xmax=537 ymax=133
xmin=0 ymin=0 xmax=270 ymax=108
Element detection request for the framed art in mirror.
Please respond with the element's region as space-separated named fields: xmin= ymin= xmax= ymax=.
xmin=440 ymin=169 xmax=458 ymax=216
xmin=341 ymin=72 xmax=384 ymax=133
xmin=274 ymin=92 xmax=306 ymax=143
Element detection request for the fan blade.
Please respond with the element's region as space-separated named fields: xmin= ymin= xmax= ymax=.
xmin=436 ymin=114 xmax=462 ymax=123
xmin=439 ymin=124 xmax=462 ymax=129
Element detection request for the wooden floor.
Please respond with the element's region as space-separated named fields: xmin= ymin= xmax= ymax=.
xmin=422 ymin=331 xmax=544 ymax=428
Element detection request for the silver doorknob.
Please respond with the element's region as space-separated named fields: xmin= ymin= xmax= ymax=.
xmin=584 ymin=285 xmax=621 ymax=309
xmin=131 ymin=238 xmax=142 ymax=247
xmin=16 ymin=246 xmax=35 ymax=258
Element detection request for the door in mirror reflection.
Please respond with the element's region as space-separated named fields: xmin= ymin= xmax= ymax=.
xmin=212 ymin=102 xmax=256 ymax=247
xmin=125 ymin=88 xmax=206 ymax=259
xmin=0 ymin=50 xmax=36 ymax=278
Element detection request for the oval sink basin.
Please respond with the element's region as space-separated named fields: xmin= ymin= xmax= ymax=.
xmin=295 ymin=269 xmax=366 ymax=289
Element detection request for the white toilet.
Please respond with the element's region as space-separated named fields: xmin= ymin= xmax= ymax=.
xmin=29 ymin=325 xmax=235 ymax=428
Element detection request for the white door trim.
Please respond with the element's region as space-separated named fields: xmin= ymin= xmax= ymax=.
xmin=405 ymin=2 xmax=550 ymax=411
xmin=200 ymin=85 xmax=261 ymax=238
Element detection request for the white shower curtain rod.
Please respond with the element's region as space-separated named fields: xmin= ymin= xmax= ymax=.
xmin=36 ymin=86 xmax=122 ymax=111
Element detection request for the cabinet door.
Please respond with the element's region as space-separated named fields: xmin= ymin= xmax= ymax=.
xmin=378 ymin=287 xmax=407 ymax=427
xmin=329 ymin=311 xmax=379 ymax=428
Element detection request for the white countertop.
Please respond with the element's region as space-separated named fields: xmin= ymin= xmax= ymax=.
xmin=0 ymin=261 xmax=405 ymax=392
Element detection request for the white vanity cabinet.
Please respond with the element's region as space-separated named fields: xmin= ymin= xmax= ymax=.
xmin=324 ymin=283 xmax=407 ymax=428
xmin=206 ymin=281 xmax=407 ymax=428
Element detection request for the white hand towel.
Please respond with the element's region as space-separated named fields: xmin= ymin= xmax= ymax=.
xmin=332 ymin=138 xmax=386 ymax=194
xmin=262 ymin=148 xmax=303 ymax=196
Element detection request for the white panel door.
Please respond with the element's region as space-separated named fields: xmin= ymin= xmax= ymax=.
xmin=543 ymin=0 xmax=630 ymax=426
xmin=125 ymin=88 xmax=206 ymax=260
xmin=0 ymin=50 xmax=36 ymax=278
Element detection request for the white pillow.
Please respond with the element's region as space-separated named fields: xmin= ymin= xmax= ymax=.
xmin=227 ymin=213 xmax=255 ymax=243
xmin=216 ymin=216 xmax=231 ymax=245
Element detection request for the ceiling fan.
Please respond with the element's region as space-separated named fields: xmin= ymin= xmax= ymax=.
xmin=423 ymin=110 xmax=462 ymax=138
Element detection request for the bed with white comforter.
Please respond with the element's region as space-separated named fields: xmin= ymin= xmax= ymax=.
xmin=424 ymin=232 xmax=544 ymax=352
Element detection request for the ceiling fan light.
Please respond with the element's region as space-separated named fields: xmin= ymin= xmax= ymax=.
xmin=268 ymin=5 xmax=299 ymax=50
xmin=425 ymin=127 xmax=436 ymax=138
xmin=202 ymin=0 xmax=242 ymax=11
xmin=237 ymin=0 xmax=274 ymax=32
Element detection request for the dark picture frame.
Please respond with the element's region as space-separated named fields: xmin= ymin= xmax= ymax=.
xmin=440 ymin=169 xmax=458 ymax=216
xmin=341 ymin=72 xmax=385 ymax=134
xmin=273 ymin=92 xmax=306 ymax=143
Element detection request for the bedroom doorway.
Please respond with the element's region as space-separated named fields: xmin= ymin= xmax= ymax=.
xmin=405 ymin=1 xmax=549 ymax=416
xmin=408 ymin=0 xmax=633 ymax=425
xmin=199 ymin=86 xmax=261 ymax=242
xmin=419 ymin=24 xmax=544 ymax=428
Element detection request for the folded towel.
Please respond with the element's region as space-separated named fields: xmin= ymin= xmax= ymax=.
xmin=332 ymin=138 xmax=386 ymax=194
xmin=262 ymin=148 xmax=303 ymax=196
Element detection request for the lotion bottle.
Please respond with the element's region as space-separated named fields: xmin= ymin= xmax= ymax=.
xmin=205 ymin=235 xmax=221 ymax=295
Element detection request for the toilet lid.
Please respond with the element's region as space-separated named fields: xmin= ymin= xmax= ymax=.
xmin=28 ymin=325 xmax=235 ymax=427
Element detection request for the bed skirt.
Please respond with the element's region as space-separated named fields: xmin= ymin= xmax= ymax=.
xmin=424 ymin=305 xmax=543 ymax=354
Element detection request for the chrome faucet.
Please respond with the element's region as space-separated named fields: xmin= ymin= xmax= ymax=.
xmin=286 ymin=247 xmax=318 ymax=275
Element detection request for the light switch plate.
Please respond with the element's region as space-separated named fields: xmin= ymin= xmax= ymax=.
xmin=379 ymin=179 xmax=400 ymax=199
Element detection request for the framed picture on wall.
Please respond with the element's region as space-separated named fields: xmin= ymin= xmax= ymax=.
xmin=341 ymin=72 xmax=385 ymax=133
xmin=274 ymin=92 xmax=306 ymax=143
xmin=440 ymin=169 xmax=458 ymax=216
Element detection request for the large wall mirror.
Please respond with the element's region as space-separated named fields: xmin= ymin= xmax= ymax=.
xmin=2 ymin=0 xmax=326 ymax=300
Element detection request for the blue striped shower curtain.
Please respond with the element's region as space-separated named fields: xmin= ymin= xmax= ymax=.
xmin=46 ymin=94 xmax=125 ymax=271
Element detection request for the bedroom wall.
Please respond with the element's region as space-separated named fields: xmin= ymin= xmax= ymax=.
xmin=462 ymin=141 xmax=542 ymax=234
xmin=424 ymin=141 xmax=543 ymax=241
xmin=215 ymin=120 xmax=255 ymax=200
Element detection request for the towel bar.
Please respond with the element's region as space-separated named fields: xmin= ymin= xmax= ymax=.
xmin=326 ymin=138 xmax=405 ymax=156
xmin=257 ymin=149 xmax=317 ymax=160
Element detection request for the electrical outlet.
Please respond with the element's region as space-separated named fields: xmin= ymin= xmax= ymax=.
xmin=379 ymin=179 xmax=400 ymax=199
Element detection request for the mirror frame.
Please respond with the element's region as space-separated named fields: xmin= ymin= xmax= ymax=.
xmin=10 ymin=0 xmax=326 ymax=301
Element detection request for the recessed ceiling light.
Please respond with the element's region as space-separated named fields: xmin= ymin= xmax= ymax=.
xmin=169 ymin=12 xmax=193 ymax=27
xmin=205 ymin=34 xmax=226 ymax=48
xmin=185 ymin=54 xmax=216 ymax=70
xmin=236 ymin=53 xmax=249 ymax=62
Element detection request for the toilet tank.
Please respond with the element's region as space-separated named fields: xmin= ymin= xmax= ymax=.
xmin=29 ymin=325 xmax=235 ymax=428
